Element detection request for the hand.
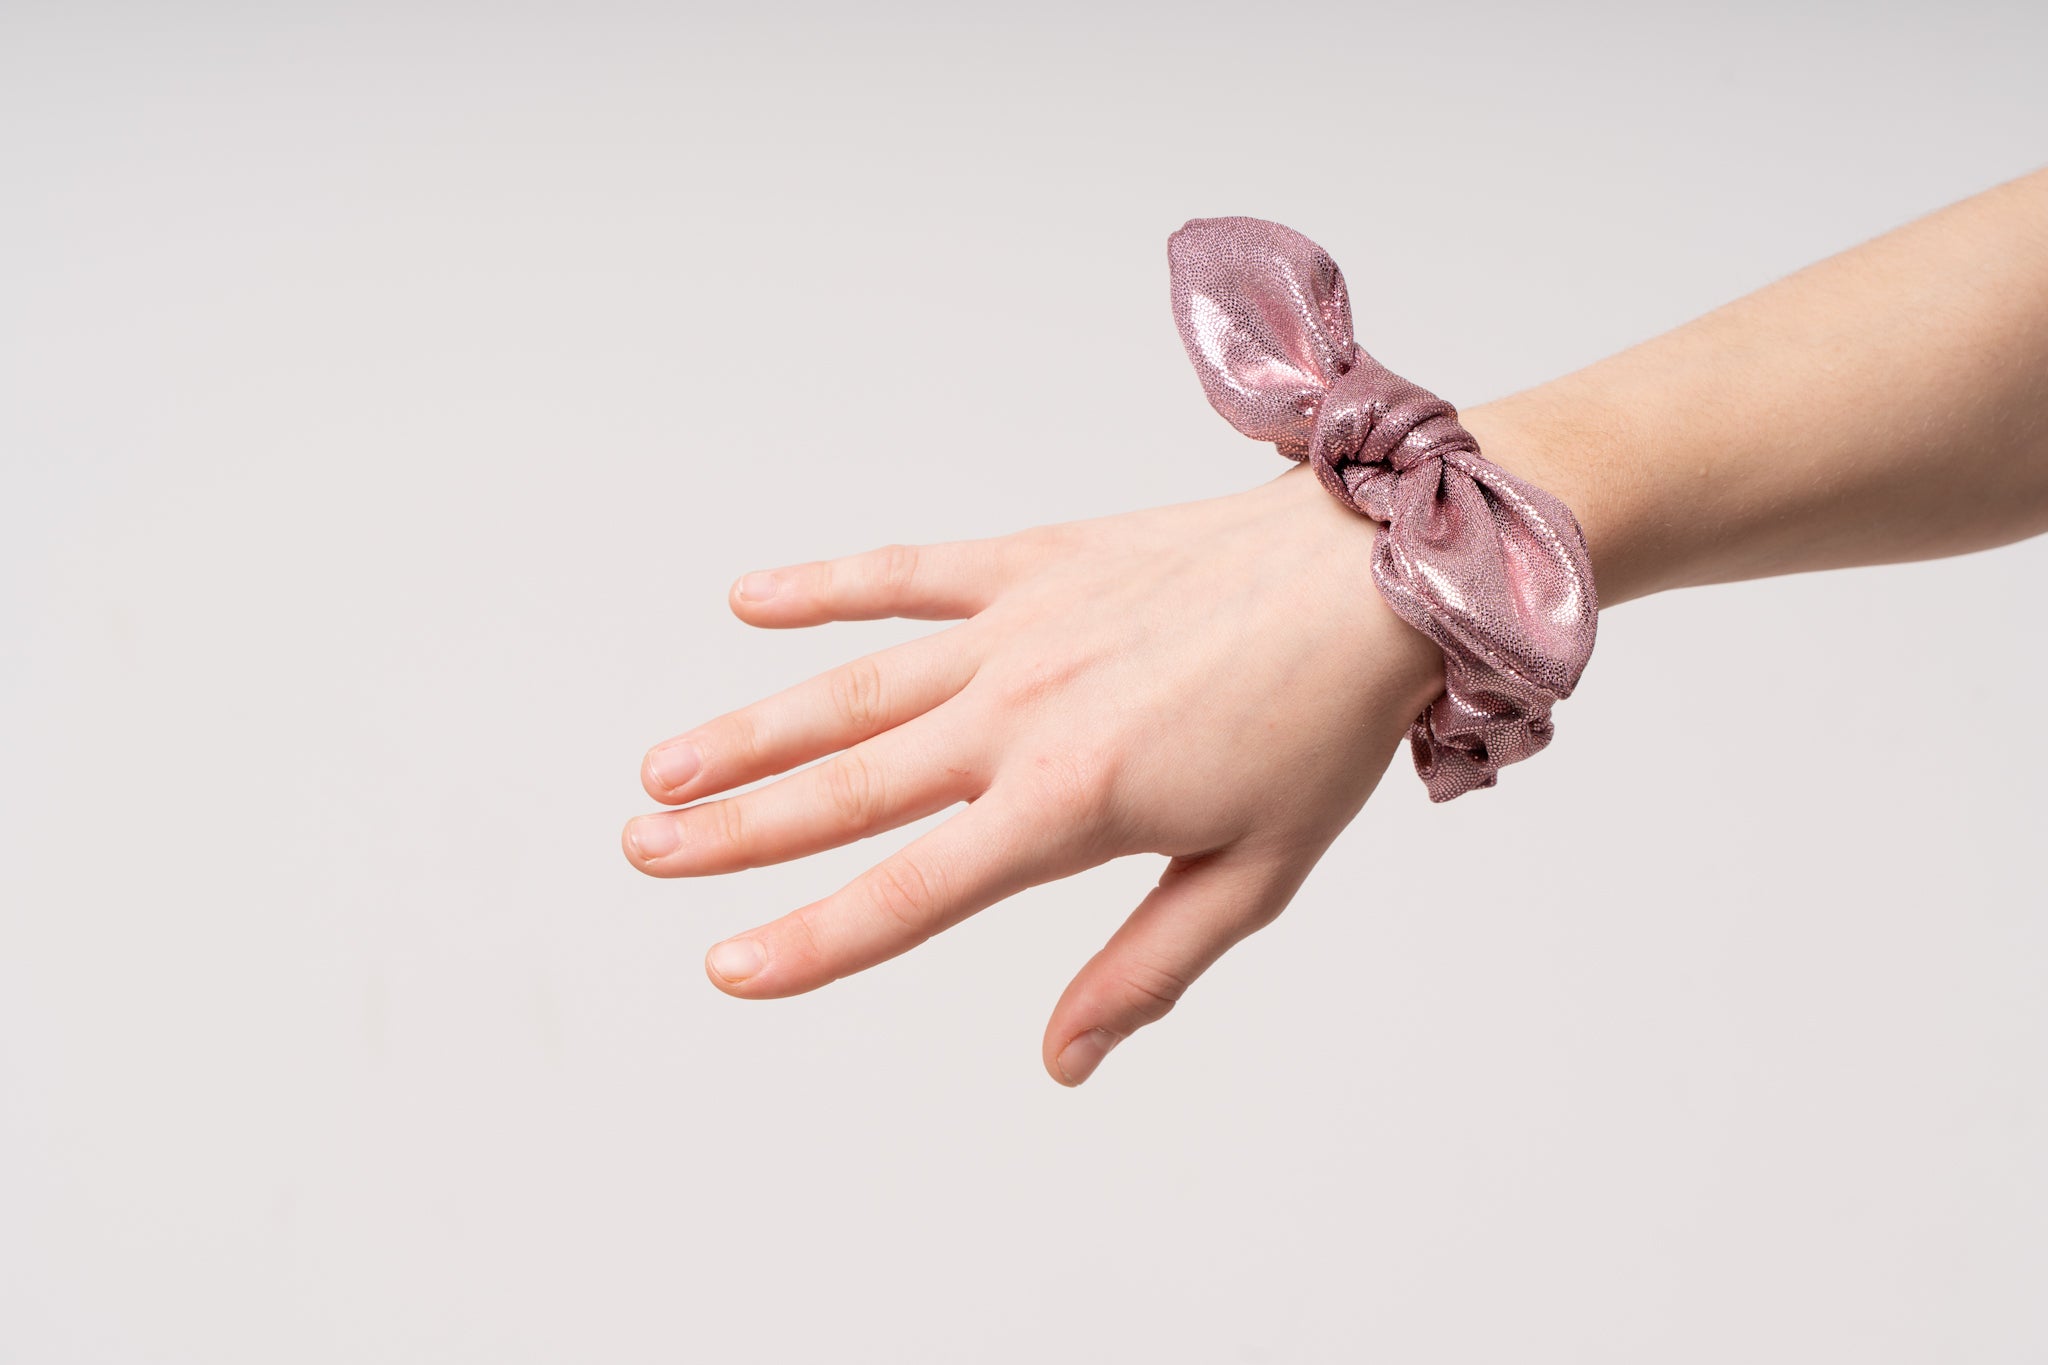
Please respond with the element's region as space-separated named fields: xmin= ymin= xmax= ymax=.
xmin=622 ymin=461 xmax=1445 ymax=1085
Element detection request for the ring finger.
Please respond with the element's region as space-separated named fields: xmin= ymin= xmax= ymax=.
xmin=624 ymin=703 xmax=988 ymax=877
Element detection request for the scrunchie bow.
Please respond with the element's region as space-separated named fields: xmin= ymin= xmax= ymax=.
xmin=1167 ymin=216 xmax=1599 ymax=801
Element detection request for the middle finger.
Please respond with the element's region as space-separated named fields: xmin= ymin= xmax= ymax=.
xmin=698 ymin=778 xmax=1092 ymax=998
xmin=641 ymin=624 xmax=982 ymax=805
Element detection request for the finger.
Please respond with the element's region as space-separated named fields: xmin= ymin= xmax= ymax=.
xmin=728 ymin=533 xmax=1035 ymax=627
xmin=624 ymin=706 xmax=985 ymax=876
xmin=699 ymin=783 xmax=1085 ymax=999
xmin=1042 ymin=843 xmax=1311 ymax=1087
xmin=641 ymin=625 xmax=980 ymax=804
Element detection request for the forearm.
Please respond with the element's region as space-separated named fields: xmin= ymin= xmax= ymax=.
xmin=1465 ymin=165 xmax=2048 ymax=608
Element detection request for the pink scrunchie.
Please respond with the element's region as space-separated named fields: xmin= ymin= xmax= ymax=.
xmin=1167 ymin=216 xmax=1599 ymax=801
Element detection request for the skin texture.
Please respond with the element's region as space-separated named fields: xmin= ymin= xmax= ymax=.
xmin=1473 ymin=165 xmax=2048 ymax=607
xmin=624 ymin=165 xmax=2048 ymax=1087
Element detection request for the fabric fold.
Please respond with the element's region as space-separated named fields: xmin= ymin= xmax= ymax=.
xmin=1167 ymin=215 xmax=1599 ymax=801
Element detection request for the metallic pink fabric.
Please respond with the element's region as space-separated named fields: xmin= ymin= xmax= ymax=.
xmin=1167 ymin=216 xmax=1599 ymax=801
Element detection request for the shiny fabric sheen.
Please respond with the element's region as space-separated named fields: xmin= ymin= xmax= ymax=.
xmin=1167 ymin=216 xmax=1599 ymax=801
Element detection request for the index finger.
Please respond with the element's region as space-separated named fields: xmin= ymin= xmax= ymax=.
xmin=698 ymin=782 xmax=1088 ymax=998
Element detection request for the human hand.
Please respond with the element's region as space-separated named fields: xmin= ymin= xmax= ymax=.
xmin=622 ymin=461 xmax=1445 ymax=1085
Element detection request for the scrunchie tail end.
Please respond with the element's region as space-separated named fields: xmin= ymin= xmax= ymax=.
xmin=1409 ymin=700 xmax=1558 ymax=804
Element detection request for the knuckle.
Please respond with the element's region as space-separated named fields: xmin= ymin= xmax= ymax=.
xmin=821 ymin=750 xmax=887 ymax=830
xmin=705 ymin=795 xmax=749 ymax=857
xmin=1016 ymin=521 xmax=1079 ymax=559
xmin=1029 ymin=746 xmax=1117 ymax=821
xmin=874 ymin=542 xmax=922 ymax=595
xmin=1008 ymin=747 xmax=1125 ymax=858
xmin=713 ymin=710 xmax=766 ymax=773
xmin=828 ymin=655 xmax=889 ymax=732
xmin=1111 ymin=956 xmax=1193 ymax=1027
xmin=1242 ymin=889 xmax=1289 ymax=932
xmin=788 ymin=901 xmax=831 ymax=968
xmin=867 ymin=852 xmax=942 ymax=939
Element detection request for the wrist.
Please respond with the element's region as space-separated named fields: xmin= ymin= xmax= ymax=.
xmin=1460 ymin=384 xmax=1668 ymax=609
xmin=1264 ymin=461 xmax=1448 ymax=720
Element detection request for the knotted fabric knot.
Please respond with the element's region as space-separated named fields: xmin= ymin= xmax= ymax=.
xmin=1307 ymin=348 xmax=1480 ymax=517
xmin=1166 ymin=215 xmax=1599 ymax=802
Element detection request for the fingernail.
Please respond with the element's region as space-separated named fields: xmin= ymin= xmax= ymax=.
xmin=736 ymin=572 xmax=781 ymax=603
xmin=628 ymin=817 xmax=681 ymax=860
xmin=708 ymin=936 xmax=766 ymax=984
xmin=648 ymin=741 xmax=700 ymax=791
xmin=1056 ymin=1028 xmax=1123 ymax=1085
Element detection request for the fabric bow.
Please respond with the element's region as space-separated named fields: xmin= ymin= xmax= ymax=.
xmin=1167 ymin=215 xmax=1598 ymax=801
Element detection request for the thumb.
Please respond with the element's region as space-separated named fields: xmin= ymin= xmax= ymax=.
xmin=1043 ymin=841 xmax=1313 ymax=1087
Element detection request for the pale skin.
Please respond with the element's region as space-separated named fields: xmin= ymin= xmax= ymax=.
xmin=623 ymin=166 xmax=2048 ymax=1086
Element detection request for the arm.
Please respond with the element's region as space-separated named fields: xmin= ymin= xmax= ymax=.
xmin=622 ymin=166 xmax=2048 ymax=1086
xmin=1469 ymin=165 xmax=2048 ymax=607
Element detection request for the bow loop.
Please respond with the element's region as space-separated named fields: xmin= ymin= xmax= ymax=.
xmin=1166 ymin=215 xmax=1357 ymax=457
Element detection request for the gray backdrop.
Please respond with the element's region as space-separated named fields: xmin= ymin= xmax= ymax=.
xmin=3 ymin=2 xmax=2044 ymax=1361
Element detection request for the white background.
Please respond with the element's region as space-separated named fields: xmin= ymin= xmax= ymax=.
xmin=3 ymin=2 xmax=2045 ymax=1360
